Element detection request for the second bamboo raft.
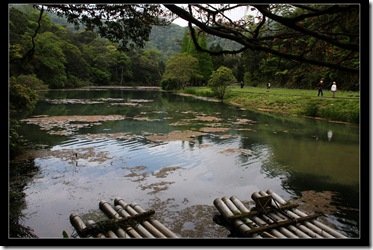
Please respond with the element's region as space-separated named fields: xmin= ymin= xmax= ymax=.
xmin=213 ymin=190 xmax=347 ymax=239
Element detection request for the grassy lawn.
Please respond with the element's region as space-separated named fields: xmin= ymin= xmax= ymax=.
xmin=180 ymin=86 xmax=360 ymax=124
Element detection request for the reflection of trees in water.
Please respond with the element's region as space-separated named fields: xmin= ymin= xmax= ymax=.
xmin=9 ymin=159 xmax=39 ymax=238
xmin=282 ymin=172 xmax=359 ymax=238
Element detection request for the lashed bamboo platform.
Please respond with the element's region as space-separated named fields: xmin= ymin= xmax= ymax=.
xmin=213 ymin=190 xmax=347 ymax=239
xmin=70 ymin=198 xmax=178 ymax=238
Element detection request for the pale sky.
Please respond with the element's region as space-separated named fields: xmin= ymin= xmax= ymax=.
xmin=172 ymin=5 xmax=249 ymax=27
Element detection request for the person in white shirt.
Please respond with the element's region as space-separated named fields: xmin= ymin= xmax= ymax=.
xmin=331 ymin=81 xmax=337 ymax=98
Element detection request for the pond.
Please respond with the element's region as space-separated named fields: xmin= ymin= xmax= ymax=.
xmin=16 ymin=88 xmax=360 ymax=238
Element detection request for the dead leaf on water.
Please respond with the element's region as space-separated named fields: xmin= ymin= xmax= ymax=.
xmin=145 ymin=130 xmax=206 ymax=142
xmin=199 ymin=127 xmax=230 ymax=133
xmin=233 ymin=118 xmax=257 ymax=125
xmin=218 ymin=148 xmax=253 ymax=155
xmin=153 ymin=166 xmax=181 ymax=178
xmin=294 ymin=190 xmax=338 ymax=215
xmin=194 ymin=115 xmax=222 ymax=122
xmin=140 ymin=181 xmax=175 ymax=194
xmin=124 ymin=166 xmax=148 ymax=182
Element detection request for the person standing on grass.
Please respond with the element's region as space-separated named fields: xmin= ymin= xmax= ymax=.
xmin=331 ymin=81 xmax=337 ymax=98
xmin=317 ymin=78 xmax=324 ymax=96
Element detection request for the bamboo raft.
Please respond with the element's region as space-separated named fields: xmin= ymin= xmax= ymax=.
xmin=69 ymin=198 xmax=178 ymax=238
xmin=213 ymin=190 xmax=347 ymax=239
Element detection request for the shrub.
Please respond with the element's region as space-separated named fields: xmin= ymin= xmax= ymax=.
xmin=9 ymin=75 xmax=40 ymax=113
xmin=303 ymin=100 xmax=319 ymax=117
xmin=161 ymin=78 xmax=180 ymax=90
xmin=208 ymin=66 xmax=237 ymax=100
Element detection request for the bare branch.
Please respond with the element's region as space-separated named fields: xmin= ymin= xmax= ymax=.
xmin=22 ymin=5 xmax=44 ymax=62
xmin=254 ymin=5 xmax=359 ymax=52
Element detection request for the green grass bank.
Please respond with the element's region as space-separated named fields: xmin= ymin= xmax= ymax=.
xmin=180 ymin=86 xmax=360 ymax=124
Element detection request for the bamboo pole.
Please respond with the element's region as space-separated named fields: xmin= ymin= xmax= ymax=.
xmin=263 ymin=210 xmax=311 ymax=238
xmin=258 ymin=191 xmax=323 ymax=238
xmin=99 ymin=200 xmax=121 ymax=219
xmin=222 ymin=197 xmax=242 ymax=215
xmin=252 ymin=192 xmax=311 ymax=238
xmin=252 ymin=212 xmax=299 ymax=239
xmin=84 ymin=217 xmax=119 ymax=239
xmin=213 ymin=197 xmax=235 ymax=218
xmin=121 ymin=203 xmax=167 ymax=238
xmin=113 ymin=205 xmax=143 ymax=238
xmin=214 ymin=197 xmax=259 ymax=237
xmin=230 ymin=196 xmax=251 ymax=213
xmin=218 ymin=197 xmax=266 ymax=238
xmin=266 ymin=190 xmax=347 ymax=238
xmin=277 ymin=227 xmax=299 ymax=238
xmin=70 ymin=213 xmax=87 ymax=238
xmin=106 ymin=230 xmax=119 ymax=238
xmin=226 ymin=197 xmax=266 ymax=238
xmin=130 ymin=202 xmax=178 ymax=238
xmin=86 ymin=220 xmax=107 ymax=238
xmin=262 ymin=190 xmax=334 ymax=238
xmin=98 ymin=200 xmax=130 ymax=238
xmin=112 ymin=199 xmax=155 ymax=238
xmin=257 ymin=214 xmax=288 ymax=239
xmin=229 ymin=196 xmax=288 ymax=239
xmin=222 ymin=196 xmax=258 ymax=233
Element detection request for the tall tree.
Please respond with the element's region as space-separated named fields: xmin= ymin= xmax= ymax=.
xmin=130 ymin=49 xmax=164 ymax=85
xmin=162 ymin=53 xmax=201 ymax=89
xmin=33 ymin=32 xmax=67 ymax=88
xmin=181 ymin=30 xmax=213 ymax=84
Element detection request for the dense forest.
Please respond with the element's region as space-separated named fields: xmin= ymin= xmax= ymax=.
xmin=10 ymin=5 xmax=359 ymax=91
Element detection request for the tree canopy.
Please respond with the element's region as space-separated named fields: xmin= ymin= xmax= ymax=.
xmin=39 ymin=3 xmax=360 ymax=75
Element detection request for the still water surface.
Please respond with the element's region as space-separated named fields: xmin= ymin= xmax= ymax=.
xmin=18 ymin=89 xmax=359 ymax=238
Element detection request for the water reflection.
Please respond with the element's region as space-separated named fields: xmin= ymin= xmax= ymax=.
xmin=328 ymin=130 xmax=333 ymax=141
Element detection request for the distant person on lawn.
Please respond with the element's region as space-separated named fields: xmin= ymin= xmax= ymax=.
xmin=240 ymin=81 xmax=244 ymax=88
xmin=317 ymin=78 xmax=324 ymax=96
xmin=331 ymin=81 xmax=337 ymax=98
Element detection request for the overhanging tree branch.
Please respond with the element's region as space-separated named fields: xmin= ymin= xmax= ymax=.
xmin=253 ymin=4 xmax=359 ymax=52
xmin=165 ymin=4 xmax=358 ymax=73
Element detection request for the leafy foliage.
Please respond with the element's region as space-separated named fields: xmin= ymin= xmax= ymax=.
xmin=208 ymin=66 xmax=237 ymax=100
xmin=9 ymin=75 xmax=42 ymax=113
xmin=9 ymin=74 xmax=46 ymax=158
xmin=161 ymin=53 xmax=201 ymax=90
xmin=34 ymin=32 xmax=67 ymax=88
xmin=43 ymin=4 xmax=169 ymax=51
